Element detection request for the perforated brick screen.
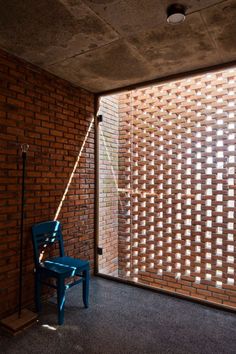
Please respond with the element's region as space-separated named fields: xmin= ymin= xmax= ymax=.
xmin=100 ymin=68 xmax=236 ymax=308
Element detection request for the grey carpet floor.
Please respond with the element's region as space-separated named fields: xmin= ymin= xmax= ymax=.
xmin=1 ymin=277 xmax=236 ymax=354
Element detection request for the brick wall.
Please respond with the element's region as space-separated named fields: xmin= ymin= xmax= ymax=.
xmin=100 ymin=68 xmax=236 ymax=309
xmin=0 ymin=49 xmax=95 ymax=318
xmin=98 ymin=96 xmax=119 ymax=275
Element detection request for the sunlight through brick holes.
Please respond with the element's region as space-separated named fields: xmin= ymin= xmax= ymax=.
xmin=99 ymin=67 xmax=236 ymax=307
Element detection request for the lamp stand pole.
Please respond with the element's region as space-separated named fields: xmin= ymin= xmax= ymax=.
xmin=0 ymin=144 xmax=37 ymax=335
xmin=18 ymin=145 xmax=28 ymax=318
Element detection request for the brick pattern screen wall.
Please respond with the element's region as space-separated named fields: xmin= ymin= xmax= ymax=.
xmin=0 ymin=49 xmax=95 ymax=318
xmin=100 ymin=67 xmax=236 ymax=309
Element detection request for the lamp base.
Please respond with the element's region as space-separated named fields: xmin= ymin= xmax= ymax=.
xmin=0 ymin=309 xmax=37 ymax=335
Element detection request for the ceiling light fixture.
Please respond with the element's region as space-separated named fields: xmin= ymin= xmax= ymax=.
xmin=167 ymin=4 xmax=186 ymax=25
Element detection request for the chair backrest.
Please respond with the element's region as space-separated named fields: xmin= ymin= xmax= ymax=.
xmin=32 ymin=220 xmax=64 ymax=267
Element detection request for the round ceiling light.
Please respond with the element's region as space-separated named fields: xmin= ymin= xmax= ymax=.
xmin=167 ymin=4 xmax=186 ymax=25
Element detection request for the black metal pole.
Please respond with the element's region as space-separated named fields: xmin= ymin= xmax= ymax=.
xmin=18 ymin=145 xmax=28 ymax=318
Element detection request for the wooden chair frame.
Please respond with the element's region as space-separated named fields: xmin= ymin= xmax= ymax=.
xmin=32 ymin=220 xmax=89 ymax=325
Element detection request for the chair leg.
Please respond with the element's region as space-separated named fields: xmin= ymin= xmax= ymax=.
xmin=35 ymin=272 xmax=41 ymax=312
xmin=83 ymin=268 xmax=89 ymax=308
xmin=57 ymin=278 xmax=65 ymax=325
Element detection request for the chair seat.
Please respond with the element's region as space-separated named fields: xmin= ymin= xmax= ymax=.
xmin=41 ymin=256 xmax=89 ymax=277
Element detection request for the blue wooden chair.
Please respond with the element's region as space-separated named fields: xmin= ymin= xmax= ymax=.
xmin=32 ymin=220 xmax=89 ymax=325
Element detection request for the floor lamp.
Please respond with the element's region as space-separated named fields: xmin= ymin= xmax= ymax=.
xmin=0 ymin=144 xmax=37 ymax=334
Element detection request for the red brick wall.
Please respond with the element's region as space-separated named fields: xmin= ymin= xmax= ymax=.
xmin=98 ymin=96 xmax=118 ymax=275
xmin=0 ymin=49 xmax=95 ymax=317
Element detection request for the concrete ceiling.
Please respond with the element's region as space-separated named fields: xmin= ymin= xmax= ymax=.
xmin=0 ymin=0 xmax=236 ymax=93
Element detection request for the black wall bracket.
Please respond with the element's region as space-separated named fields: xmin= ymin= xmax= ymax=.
xmin=97 ymin=247 xmax=103 ymax=255
xmin=97 ymin=114 xmax=103 ymax=123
